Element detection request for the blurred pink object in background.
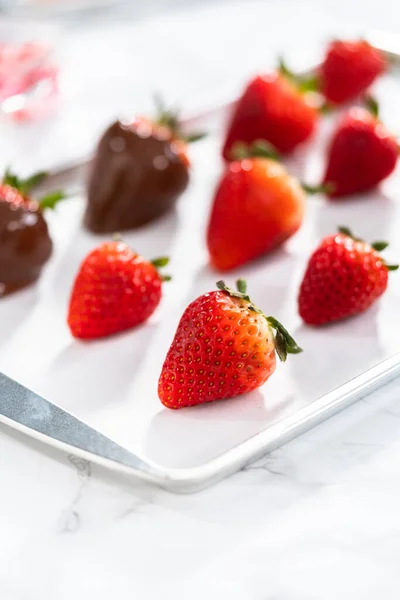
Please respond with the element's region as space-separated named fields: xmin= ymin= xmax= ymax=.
xmin=0 ymin=41 xmax=58 ymax=121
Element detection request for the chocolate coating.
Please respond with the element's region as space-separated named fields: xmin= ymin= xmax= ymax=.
xmin=84 ymin=120 xmax=190 ymax=233
xmin=0 ymin=195 xmax=52 ymax=297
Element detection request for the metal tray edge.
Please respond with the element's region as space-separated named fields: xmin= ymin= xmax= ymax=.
xmin=2 ymin=353 xmax=399 ymax=493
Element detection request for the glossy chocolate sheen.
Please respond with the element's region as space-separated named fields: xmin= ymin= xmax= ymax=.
xmin=84 ymin=120 xmax=190 ymax=233
xmin=0 ymin=197 xmax=52 ymax=296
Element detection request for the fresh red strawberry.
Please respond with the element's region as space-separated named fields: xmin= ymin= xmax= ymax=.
xmin=207 ymin=144 xmax=305 ymax=271
xmin=320 ymin=40 xmax=387 ymax=105
xmin=67 ymin=241 xmax=170 ymax=339
xmin=322 ymin=107 xmax=398 ymax=197
xmin=158 ymin=280 xmax=301 ymax=408
xmin=222 ymin=72 xmax=318 ymax=159
xmin=0 ymin=168 xmax=65 ymax=296
xmin=298 ymin=227 xmax=398 ymax=325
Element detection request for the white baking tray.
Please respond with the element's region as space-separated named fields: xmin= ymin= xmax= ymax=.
xmin=1 ymin=71 xmax=400 ymax=491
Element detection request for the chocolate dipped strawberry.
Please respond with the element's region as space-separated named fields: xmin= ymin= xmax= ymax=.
xmin=85 ymin=100 xmax=204 ymax=233
xmin=0 ymin=169 xmax=64 ymax=296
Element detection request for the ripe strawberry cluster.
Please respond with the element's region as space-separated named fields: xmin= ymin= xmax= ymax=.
xmin=1 ymin=39 xmax=397 ymax=410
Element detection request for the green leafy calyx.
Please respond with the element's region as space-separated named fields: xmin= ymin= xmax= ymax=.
xmin=3 ymin=167 xmax=47 ymax=196
xmin=153 ymin=94 xmax=206 ymax=144
xmin=38 ymin=191 xmax=67 ymax=211
xmin=302 ymin=182 xmax=335 ymax=195
xmin=337 ymin=226 xmax=398 ymax=272
xmin=230 ymin=139 xmax=280 ymax=162
xmin=151 ymin=256 xmax=172 ymax=282
xmin=3 ymin=167 xmax=67 ymax=211
xmin=278 ymin=56 xmax=320 ymax=93
xmin=364 ymin=95 xmax=379 ymax=119
xmin=216 ymin=280 xmax=302 ymax=362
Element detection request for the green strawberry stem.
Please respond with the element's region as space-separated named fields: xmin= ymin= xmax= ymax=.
xmin=371 ymin=241 xmax=389 ymax=251
xmin=319 ymin=102 xmax=334 ymax=115
xmin=337 ymin=225 xmax=361 ymax=240
xmin=277 ymin=56 xmax=320 ymax=93
xmin=216 ymin=280 xmax=250 ymax=302
xmin=151 ymin=256 xmax=169 ymax=268
xmin=3 ymin=167 xmax=48 ymax=195
xmin=216 ymin=280 xmax=302 ymax=362
xmin=265 ymin=316 xmax=303 ymax=362
xmin=230 ymin=140 xmax=280 ymax=162
xmin=236 ymin=278 xmax=247 ymax=294
xmin=38 ymin=191 xmax=67 ymax=210
xmin=277 ymin=56 xmax=294 ymax=80
xmin=301 ymin=182 xmax=335 ymax=195
xmin=338 ymin=226 xmax=399 ymax=271
xmin=277 ymin=58 xmax=337 ymax=116
xmin=153 ymin=93 xmax=206 ymax=144
xmin=364 ymin=95 xmax=379 ymax=119
xmin=3 ymin=167 xmax=67 ymax=210
xmin=151 ymin=256 xmax=172 ymax=281
xmin=184 ymin=132 xmax=207 ymax=143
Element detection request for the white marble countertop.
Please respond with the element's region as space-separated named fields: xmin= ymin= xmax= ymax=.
xmin=2 ymin=1 xmax=400 ymax=598
xmin=3 ymin=378 xmax=400 ymax=599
